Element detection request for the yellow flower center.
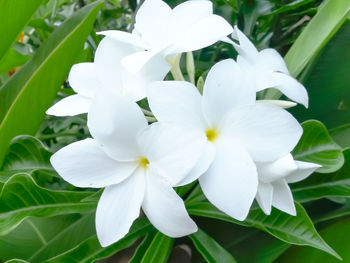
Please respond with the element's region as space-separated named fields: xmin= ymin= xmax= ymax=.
xmin=138 ymin=157 xmax=150 ymax=170
xmin=206 ymin=127 xmax=218 ymax=142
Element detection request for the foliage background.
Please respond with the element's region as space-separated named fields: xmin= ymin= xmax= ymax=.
xmin=0 ymin=0 xmax=349 ymax=262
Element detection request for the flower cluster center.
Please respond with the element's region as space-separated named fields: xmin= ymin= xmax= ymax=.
xmin=138 ymin=157 xmax=150 ymax=170
xmin=206 ymin=128 xmax=218 ymax=142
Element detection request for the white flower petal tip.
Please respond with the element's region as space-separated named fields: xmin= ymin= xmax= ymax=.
xmin=256 ymin=182 xmax=273 ymax=215
xmin=286 ymin=161 xmax=321 ymax=183
xmin=46 ymin=94 xmax=91 ymax=116
xmin=256 ymin=100 xmax=297 ymax=109
xmin=231 ymin=25 xmax=258 ymax=59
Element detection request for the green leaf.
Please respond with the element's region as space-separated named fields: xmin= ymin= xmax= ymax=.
xmin=292 ymin=120 xmax=344 ymax=173
xmin=45 ymin=218 xmax=152 ymax=262
xmin=0 ymin=173 xmax=96 ymax=235
xmin=130 ymin=232 xmax=157 ymax=263
xmin=187 ymin=201 xmax=340 ymax=259
xmin=0 ymin=0 xmax=104 ymax=167
xmin=330 ymin=123 xmax=350 ymax=149
xmin=292 ymin=148 xmax=350 ymax=202
xmin=0 ymin=214 xmax=95 ymax=262
xmin=285 ymin=0 xmax=350 ymax=77
xmin=278 ymin=217 xmax=350 ymax=263
xmin=190 ymin=228 xmax=237 ymax=263
xmin=141 ymin=232 xmax=174 ymax=263
xmin=5 ymin=260 xmax=29 ymax=263
xmin=0 ymin=48 xmax=30 ymax=73
xmin=0 ymin=0 xmax=44 ymax=61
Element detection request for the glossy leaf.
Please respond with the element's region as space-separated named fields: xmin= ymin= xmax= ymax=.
xmin=0 ymin=173 xmax=96 ymax=235
xmin=130 ymin=232 xmax=157 ymax=263
xmin=0 ymin=48 xmax=30 ymax=73
xmin=140 ymin=232 xmax=174 ymax=263
xmin=0 ymin=1 xmax=103 ymax=167
xmin=187 ymin=201 xmax=339 ymax=259
xmin=330 ymin=123 xmax=350 ymax=149
xmin=0 ymin=0 xmax=43 ymax=61
xmin=45 ymin=218 xmax=152 ymax=262
xmin=292 ymin=120 xmax=344 ymax=173
xmin=190 ymin=228 xmax=237 ymax=263
xmin=292 ymin=148 xmax=350 ymax=202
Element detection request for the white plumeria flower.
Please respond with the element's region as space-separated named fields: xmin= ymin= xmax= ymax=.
xmin=256 ymin=154 xmax=321 ymax=215
xmin=147 ymin=59 xmax=303 ymax=221
xmin=227 ymin=26 xmax=308 ymax=107
xmin=46 ymin=36 xmax=169 ymax=116
xmin=51 ymin=93 xmax=204 ymax=247
xmin=100 ymin=0 xmax=233 ymax=72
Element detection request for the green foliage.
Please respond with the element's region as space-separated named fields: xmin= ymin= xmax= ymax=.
xmin=140 ymin=232 xmax=174 ymax=263
xmin=292 ymin=120 xmax=344 ymax=173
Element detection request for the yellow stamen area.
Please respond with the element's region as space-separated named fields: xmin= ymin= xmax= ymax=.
xmin=138 ymin=157 xmax=150 ymax=170
xmin=206 ymin=128 xmax=218 ymax=142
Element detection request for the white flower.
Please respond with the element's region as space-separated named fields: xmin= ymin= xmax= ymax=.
xmin=256 ymin=154 xmax=321 ymax=215
xmin=50 ymin=93 xmax=204 ymax=246
xmin=227 ymin=26 xmax=308 ymax=107
xmin=147 ymin=59 xmax=303 ymax=220
xmin=46 ymin=36 xmax=169 ymax=116
xmin=100 ymin=0 xmax=233 ymax=72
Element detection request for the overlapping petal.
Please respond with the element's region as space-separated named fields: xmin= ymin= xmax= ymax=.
xmin=142 ymin=171 xmax=197 ymax=237
xmin=256 ymin=182 xmax=273 ymax=215
xmin=46 ymin=94 xmax=91 ymax=116
xmin=271 ymin=180 xmax=296 ymax=216
xmin=96 ymin=169 xmax=145 ymax=247
xmin=88 ymin=91 xmax=147 ymax=161
xmin=231 ymin=25 xmax=258 ymax=61
xmin=286 ymin=161 xmax=321 ymax=183
xmin=68 ymin=62 xmax=99 ymax=97
xmin=50 ymin=139 xmax=137 ymax=188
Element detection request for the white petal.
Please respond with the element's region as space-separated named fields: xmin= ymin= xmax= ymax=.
xmin=87 ymin=91 xmax=147 ymax=161
xmin=256 ymin=154 xmax=297 ymax=183
xmin=231 ymin=26 xmax=258 ymax=61
xmin=98 ymin=30 xmax=147 ymax=49
xmin=199 ymin=139 xmax=258 ymax=221
xmin=286 ymin=161 xmax=321 ymax=183
xmin=271 ymin=179 xmax=296 ymax=216
xmin=138 ymin=122 xmax=206 ymax=185
xmin=255 ymin=49 xmax=289 ymax=74
xmin=142 ymin=171 xmax=197 ymax=237
xmin=147 ymin=81 xmax=207 ymax=131
xmin=96 ymin=170 xmax=145 ymax=247
xmin=176 ymin=142 xmax=216 ymax=186
xmin=68 ymin=63 xmax=99 ymax=97
xmin=121 ymin=50 xmax=165 ymax=74
xmin=134 ymin=0 xmax=172 ymax=49
xmin=222 ymin=103 xmax=302 ymax=162
xmin=202 ymin=59 xmax=255 ymax=125
xmin=256 ymin=182 xmax=273 ymax=215
xmin=46 ymin=94 xmax=91 ymax=116
xmin=169 ymin=15 xmax=233 ymax=54
xmin=50 ymin=139 xmax=137 ymax=188
xmin=270 ymin=72 xmax=309 ymax=108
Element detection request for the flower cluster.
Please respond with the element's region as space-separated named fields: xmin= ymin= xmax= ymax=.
xmin=48 ymin=0 xmax=320 ymax=247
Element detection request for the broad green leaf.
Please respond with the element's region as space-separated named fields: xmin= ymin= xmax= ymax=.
xmin=190 ymin=228 xmax=237 ymax=263
xmin=292 ymin=120 xmax=344 ymax=173
xmin=330 ymin=123 xmax=350 ymax=149
xmin=285 ymin=0 xmax=350 ymax=77
xmin=0 ymin=48 xmax=30 ymax=73
xmin=5 ymin=260 xmax=29 ymax=263
xmin=278 ymin=217 xmax=350 ymax=263
xmin=130 ymin=232 xmax=157 ymax=263
xmin=0 ymin=173 xmax=96 ymax=235
xmin=0 ymin=214 xmax=94 ymax=262
xmin=0 ymin=1 xmax=103 ymax=167
xmin=187 ymin=201 xmax=340 ymax=259
xmin=141 ymin=232 xmax=174 ymax=263
xmin=292 ymin=148 xmax=350 ymax=202
xmin=45 ymin=218 xmax=152 ymax=263
xmin=0 ymin=0 xmax=44 ymax=61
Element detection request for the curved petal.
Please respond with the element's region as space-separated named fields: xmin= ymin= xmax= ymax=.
xmin=87 ymin=91 xmax=147 ymax=161
xmin=142 ymin=171 xmax=197 ymax=237
xmin=138 ymin=122 xmax=206 ymax=185
xmin=231 ymin=26 xmax=258 ymax=61
xmin=270 ymin=72 xmax=309 ymax=108
xmin=286 ymin=161 xmax=321 ymax=183
xmin=221 ymin=103 xmax=303 ymax=162
xmin=202 ymin=59 xmax=255 ymax=125
xmin=98 ymin=30 xmax=147 ymax=49
xmin=68 ymin=63 xmax=99 ymax=97
xmin=50 ymin=139 xmax=137 ymax=188
xmin=121 ymin=50 xmax=164 ymax=74
xmin=46 ymin=94 xmax=91 ymax=116
xmin=271 ymin=179 xmax=296 ymax=216
xmin=256 ymin=154 xmax=297 ymax=183
xmin=169 ymin=15 xmax=233 ymax=54
xmin=256 ymin=182 xmax=273 ymax=215
xmin=135 ymin=0 xmax=172 ymax=48
xmin=96 ymin=169 xmax=145 ymax=247
xmin=148 ymin=81 xmax=207 ymax=131
xmin=255 ymin=49 xmax=289 ymax=74
xmin=199 ymin=139 xmax=258 ymax=221
xmin=176 ymin=142 xmax=216 ymax=186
